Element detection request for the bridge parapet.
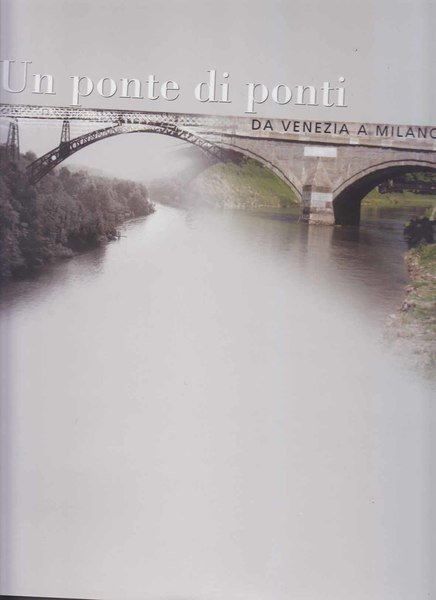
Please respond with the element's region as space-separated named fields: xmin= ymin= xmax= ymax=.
xmin=1 ymin=103 xmax=435 ymax=152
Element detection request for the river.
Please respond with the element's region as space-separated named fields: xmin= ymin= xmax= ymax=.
xmin=0 ymin=203 xmax=434 ymax=600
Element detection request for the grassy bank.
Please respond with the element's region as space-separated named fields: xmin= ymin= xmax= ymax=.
xmin=188 ymin=159 xmax=299 ymax=209
xmin=386 ymin=243 xmax=436 ymax=375
xmin=363 ymin=188 xmax=436 ymax=211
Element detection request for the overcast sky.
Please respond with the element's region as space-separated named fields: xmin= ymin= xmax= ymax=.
xmin=0 ymin=0 xmax=434 ymax=179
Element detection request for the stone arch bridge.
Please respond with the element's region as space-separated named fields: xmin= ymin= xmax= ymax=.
xmin=1 ymin=103 xmax=435 ymax=225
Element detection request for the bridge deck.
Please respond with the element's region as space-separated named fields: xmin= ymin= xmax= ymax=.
xmin=1 ymin=103 xmax=435 ymax=152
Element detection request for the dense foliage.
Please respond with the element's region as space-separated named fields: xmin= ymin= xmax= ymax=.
xmin=0 ymin=147 xmax=154 ymax=278
xmin=403 ymin=171 xmax=436 ymax=183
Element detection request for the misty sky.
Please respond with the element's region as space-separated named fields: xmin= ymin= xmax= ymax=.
xmin=0 ymin=0 xmax=435 ymax=180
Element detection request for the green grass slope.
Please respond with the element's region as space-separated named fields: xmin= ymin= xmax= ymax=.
xmin=188 ymin=159 xmax=299 ymax=209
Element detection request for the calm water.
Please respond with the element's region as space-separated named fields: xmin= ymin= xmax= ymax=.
xmin=1 ymin=204 xmax=434 ymax=600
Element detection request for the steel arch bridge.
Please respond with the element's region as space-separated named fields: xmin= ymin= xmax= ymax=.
xmin=28 ymin=121 xmax=227 ymax=184
xmin=1 ymin=102 xmax=435 ymax=225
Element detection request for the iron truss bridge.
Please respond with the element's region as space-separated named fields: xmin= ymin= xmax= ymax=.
xmin=0 ymin=104 xmax=233 ymax=183
xmin=27 ymin=123 xmax=226 ymax=184
xmin=0 ymin=103 xmax=228 ymax=127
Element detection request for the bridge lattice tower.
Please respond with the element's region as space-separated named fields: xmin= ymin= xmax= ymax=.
xmin=60 ymin=119 xmax=70 ymax=143
xmin=6 ymin=118 xmax=20 ymax=161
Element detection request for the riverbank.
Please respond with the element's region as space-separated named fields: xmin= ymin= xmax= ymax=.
xmin=191 ymin=163 xmax=436 ymax=212
xmin=386 ymin=243 xmax=436 ymax=376
xmin=0 ymin=148 xmax=154 ymax=279
xmin=187 ymin=158 xmax=299 ymax=209
xmin=156 ymin=157 xmax=435 ymax=214
xmin=363 ymin=188 xmax=436 ymax=211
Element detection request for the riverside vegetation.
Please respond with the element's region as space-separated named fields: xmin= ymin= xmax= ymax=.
xmin=2 ymin=149 xmax=435 ymax=373
xmin=188 ymin=159 xmax=436 ymax=373
xmin=362 ymin=172 xmax=436 ymax=210
xmin=362 ymin=177 xmax=436 ymax=374
xmin=0 ymin=147 xmax=154 ymax=279
xmin=187 ymin=158 xmax=299 ymax=209
xmin=188 ymin=158 xmax=436 ymax=212
xmin=387 ymin=243 xmax=436 ymax=375
xmin=363 ymin=188 xmax=436 ymax=210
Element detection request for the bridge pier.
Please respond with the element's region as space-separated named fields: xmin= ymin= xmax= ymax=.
xmin=301 ymin=185 xmax=335 ymax=225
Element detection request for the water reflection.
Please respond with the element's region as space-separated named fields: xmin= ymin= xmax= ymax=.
xmin=0 ymin=203 xmax=433 ymax=600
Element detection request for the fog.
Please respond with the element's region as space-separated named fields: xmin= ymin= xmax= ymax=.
xmin=1 ymin=204 xmax=433 ymax=600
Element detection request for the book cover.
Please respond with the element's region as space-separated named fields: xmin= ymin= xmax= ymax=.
xmin=0 ymin=1 xmax=435 ymax=599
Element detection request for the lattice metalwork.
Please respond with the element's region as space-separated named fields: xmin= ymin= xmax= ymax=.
xmin=2 ymin=102 xmax=434 ymax=153
xmin=6 ymin=118 xmax=20 ymax=161
xmin=60 ymin=119 xmax=71 ymax=143
xmin=27 ymin=122 xmax=227 ymax=184
xmin=0 ymin=103 xmax=228 ymax=129
xmin=2 ymin=102 xmax=434 ymax=186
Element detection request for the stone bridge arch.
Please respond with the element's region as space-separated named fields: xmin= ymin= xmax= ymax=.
xmin=3 ymin=103 xmax=434 ymax=225
xmin=204 ymin=138 xmax=302 ymax=201
xmin=28 ymin=122 xmax=228 ymax=184
xmin=28 ymin=121 xmax=303 ymax=203
xmin=332 ymin=159 xmax=436 ymax=225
